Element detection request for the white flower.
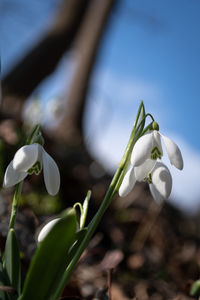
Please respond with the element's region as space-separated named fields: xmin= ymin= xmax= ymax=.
xmin=118 ymin=166 xmax=136 ymax=197
xmin=119 ymin=160 xmax=172 ymax=204
xmin=3 ymin=143 xmax=60 ymax=196
xmin=37 ymin=218 xmax=60 ymax=243
xmin=131 ymin=130 xmax=183 ymax=170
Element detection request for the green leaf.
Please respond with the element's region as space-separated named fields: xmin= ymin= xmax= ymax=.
xmin=80 ymin=191 xmax=91 ymax=229
xmin=0 ymin=250 xmax=9 ymax=300
xmin=135 ymin=101 xmax=145 ymax=135
xmin=19 ymin=208 xmax=77 ymax=300
xmin=48 ymin=228 xmax=88 ymax=300
xmin=67 ymin=228 xmax=88 ymax=263
xmin=3 ymin=229 xmax=21 ymax=297
xmin=190 ymin=279 xmax=200 ymax=296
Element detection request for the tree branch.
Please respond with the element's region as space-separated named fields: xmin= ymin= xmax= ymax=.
xmin=1 ymin=0 xmax=91 ymax=116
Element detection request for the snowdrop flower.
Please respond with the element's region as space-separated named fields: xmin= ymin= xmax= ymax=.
xmin=3 ymin=143 xmax=60 ymax=196
xmin=131 ymin=129 xmax=183 ymax=170
xmin=37 ymin=218 xmax=60 ymax=243
xmin=119 ymin=160 xmax=172 ymax=204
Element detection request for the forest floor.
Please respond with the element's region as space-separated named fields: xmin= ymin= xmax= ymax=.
xmin=1 ymin=182 xmax=200 ymax=300
xmin=62 ymin=183 xmax=200 ymax=300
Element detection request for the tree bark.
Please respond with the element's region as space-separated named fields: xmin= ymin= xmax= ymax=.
xmin=53 ymin=0 xmax=116 ymax=144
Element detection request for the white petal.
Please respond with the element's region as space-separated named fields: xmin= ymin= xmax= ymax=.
xmin=42 ymin=149 xmax=60 ymax=196
xmin=3 ymin=160 xmax=27 ymax=188
xmin=13 ymin=144 xmax=39 ymax=171
xmin=151 ymin=162 xmax=172 ymax=199
xmin=37 ymin=218 xmax=60 ymax=243
xmin=149 ymin=184 xmax=165 ymax=204
xmin=37 ymin=144 xmax=44 ymax=167
xmin=152 ymin=131 xmax=163 ymax=156
xmin=134 ymin=159 xmax=156 ymax=181
xmin=161 ymin=134 xmax=183 ymax=170
xmin=119 ymin=165 xmax=136 ymax=197
xmin=131 ymin=132 xmax=153 ymax=166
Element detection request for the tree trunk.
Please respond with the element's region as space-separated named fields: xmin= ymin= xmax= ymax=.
xmin=53 ymin=0 xmax=116 ymax=145
xmin=1 ymin=0 xmax=91 ymax=118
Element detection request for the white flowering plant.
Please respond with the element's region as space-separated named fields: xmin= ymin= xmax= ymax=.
xmin=0 ymin=102 xmax=183 ymax=300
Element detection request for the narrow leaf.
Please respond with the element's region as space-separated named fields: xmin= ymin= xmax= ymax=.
xmin=66 ymin=228 xmax=87 ymax=264
xmin=19 ymin=208 xmax=77 ymax=300
xmin=0 ymin=250 xmax=10 ymax=300
xmin=80 ymin=190 xmax=91 ymax=229
xmin=3 ymin=229 xmax=21 ymax=297
xmin=48 ymin=228 xmax=88 ymax=300
xmin=136 ymin=101 xmax=145 ymax=135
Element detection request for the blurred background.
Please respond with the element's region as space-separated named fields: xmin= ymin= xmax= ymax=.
xmin=1 ymin=0 xmax=200 ymax=299
xmin=1 ymin=0 xmax=200 ymax=213
xmin=1 ymin=0 xmax=200 ymax=212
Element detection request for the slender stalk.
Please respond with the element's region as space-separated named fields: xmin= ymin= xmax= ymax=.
xmin=51 ymin=169 xmax=121 ymax=300
xmin=141 ymin=122 xmax=153 ymax=136
xmin=51 ymin=102 xmax=146 ymax=300
xmin=26 ymin=124 xmax=41 ymax=145
xmin=8 ymin=182 xmax=23 ymax=230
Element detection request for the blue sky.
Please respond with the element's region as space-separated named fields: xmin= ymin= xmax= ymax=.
xmin=1 ymin=0 xmax=200 ymax=213
xmin=93 ymin=0 xmax=200 ymax=148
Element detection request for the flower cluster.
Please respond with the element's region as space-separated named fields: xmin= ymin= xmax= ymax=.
xmin=3 ymin=143 xmax=60 ymax=196
xmin=119 ymin=128 xmax=183 ymax=204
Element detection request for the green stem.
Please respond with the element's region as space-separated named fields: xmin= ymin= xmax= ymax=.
xmin=141 ymin=122 xmax=153 ymax=136
xmin=8 ymin=182 xmax=23 ymax=230
xmin=52 ymin=101 xmax=146 ymax=300
xmin=51 ymin=168 xmax=121 ymax=300
xmin=73 ymin=203 xmax=83 ymax=216
xmin=26 ymin=124 xmax=41 ymax=145
xmin=145 ymin=113 xmax=154 ymax=122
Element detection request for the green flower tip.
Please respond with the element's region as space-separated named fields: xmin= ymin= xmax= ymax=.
xmin=152 ymin=121 xmax=159 ymax=131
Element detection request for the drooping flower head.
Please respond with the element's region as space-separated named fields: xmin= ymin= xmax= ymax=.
xmin=131 ymin=122 xmax=183 ymax=170
xmin=119 ymin=160 xmax=172 ymax=204
xmin=3 ymin=143 xmax=60 ymax=196
xmin=119 ymin=121 xmax=183 ymax=204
